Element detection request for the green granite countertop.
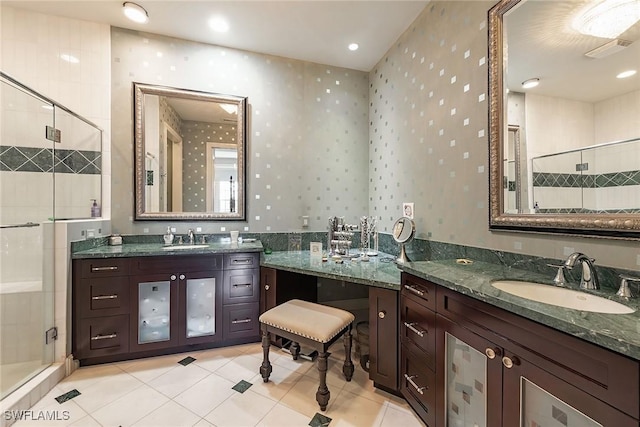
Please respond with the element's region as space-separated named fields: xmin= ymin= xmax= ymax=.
xmin=400 ymin=259 xmax=640 ymax=361
xmin=261 ymin=251 xmax=401 ymax=290
xmin=71 ymin=241 xmax=264 ymax=259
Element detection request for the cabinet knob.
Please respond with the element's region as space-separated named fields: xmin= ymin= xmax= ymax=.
xmin=170 ymin=275 xmax=177 ymax=281
xmin=264 ymin=284 xmax=270 ymax=291
xmin=485 ymin=347 xmax=502 ymax=359
xmin=378 ymin=310 xmax=386 ymax=319
xmin=179 ymin=274 xmax=185 ymax=280
xmin=502 ymin=356 xmax=520 ymax=369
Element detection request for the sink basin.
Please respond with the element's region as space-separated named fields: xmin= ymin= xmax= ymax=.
xmin=491 ymin=280 xmax=635 ymax=314
xmin=162 ymin=244 xmax=208 ymax=250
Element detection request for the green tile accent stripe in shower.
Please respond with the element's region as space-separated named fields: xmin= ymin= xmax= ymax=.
xmin=533 ymin=170 xmax=640 ymax=189
xmin=0 ymin=146 xmax=101 ymax=174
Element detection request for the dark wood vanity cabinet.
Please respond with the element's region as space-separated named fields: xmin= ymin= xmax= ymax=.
xmin=369 ymin=286 xmax=399 ymax=392
xmin=73 ymin=252 xmax=260 ymax=365
xmin=400 ymin=272 xmax=640 ymax=426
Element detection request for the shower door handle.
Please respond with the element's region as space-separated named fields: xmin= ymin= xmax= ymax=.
xmin=0 ymin=222 xmax=40 ymax=229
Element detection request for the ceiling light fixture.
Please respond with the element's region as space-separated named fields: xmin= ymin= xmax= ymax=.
xmin=209 ymin=16 xmax=230 ymax=33
xmin=617 ymin=69 xmax=637 ymax=78
xmin=522 ymin=78 xmax=540 ymax=89
xmin=572 ymin=0 xmax=640 ymax=39
xmin=348 ymin=43 xmax=359 ymax=51
xmin=123 ymin=2 xmax=149 ymax=24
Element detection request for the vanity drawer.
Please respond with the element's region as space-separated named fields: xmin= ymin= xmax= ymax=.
xmin=77 ymin=277 xmax=130 ymax=318
xmin=224 ymin=252 xmax=260 ymax=270
xmin=223 ymin=269 xmax=259 ymax=304
xmin=223 ymin=302 xmax=259 ymax=340
xmin=400 ymin=295 xmax=436 ymax=369
xmin=130 ymin=255 xmax=222 ymax=274
xmin=401 ymin=272 xmax=436 ymax=310
xmin=400 ymin=343 xmax=436 ymax=427
xmin=79 ymin=258 xmax=130 ymax=278
xmin=75 ymin=315 xmax=129 ymax=359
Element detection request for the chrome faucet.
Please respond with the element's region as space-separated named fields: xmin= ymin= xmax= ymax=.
xmin=563 ymin=252 xmax=599 ymax=290
xmin=187 ymin=229 xmax=195 ymax=245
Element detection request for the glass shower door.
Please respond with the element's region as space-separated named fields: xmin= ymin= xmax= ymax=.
xmin=0 ymin=76 xmax=56 ymax=400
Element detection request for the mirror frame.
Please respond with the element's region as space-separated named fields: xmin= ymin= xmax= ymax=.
xmin=133 ymin=82 xmax=248 ymax=221
xmin=488 ymin=0 xmax=640 ymax=239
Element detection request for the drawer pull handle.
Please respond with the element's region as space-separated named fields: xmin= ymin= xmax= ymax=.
xmin=231 ymin=318 xmax=252 ymax=324
xmin=233 ymin=283 xmax=252 ymax=287
xmin=91 ymin=333 xmax=117 ymax=341
xmin=485 ymin=347 xmax=501 ymax=359
xmin=404 ymin=284 xmax=425 ymax=297
xmin=404 ymin=374 xmax=427 ymax=395
xmin=232 ymin=259 xmax=252 ymax=264
xmin=404 ymin=322 xmax=425 ymax=337
xmin=91 ymin=266 xmax=118 ymax=272
xmin=91 ymin=295 xmax=118 ymax=300
xmin=502 ymin=356 xmax=520 ymax=369
xmin=179 ymin=274 xmax=185 ymax=280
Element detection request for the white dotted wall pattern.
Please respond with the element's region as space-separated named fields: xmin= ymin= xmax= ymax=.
xmin=111 ymin=28 xmax=369 ymax=233
xmin=369 ymin=1 xmax=491 ymax=242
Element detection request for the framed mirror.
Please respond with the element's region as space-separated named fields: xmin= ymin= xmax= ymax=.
xmin=488 ymin=0 xmax=640 ymax=238
xmin=133 ymin=82 xmax=247 ymax=220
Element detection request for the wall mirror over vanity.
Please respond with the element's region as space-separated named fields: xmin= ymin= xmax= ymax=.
xmin=133 ymin=82 xmax=248 ymax=221
xmin=488 ymin=0 xmax=640 ymax=238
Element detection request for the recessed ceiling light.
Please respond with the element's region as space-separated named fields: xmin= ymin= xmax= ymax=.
xmin=60 ymin=54 xmax=79 ymax=63
xmin=522 ymin=78 xmax=540 ymax=89
xmin=617 ymin=69 xmax=637 ymax=78
xmin=209 ymin=16 xmax=230 ymax=33
xmin=348 ymin=43 xmax=359 ymax=51
xmin=123 ymin=2 xmax=148 ymax=24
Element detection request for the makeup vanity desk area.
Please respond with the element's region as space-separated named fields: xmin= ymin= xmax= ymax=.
xmin=260 ymin=251 xmax=403 ymax=393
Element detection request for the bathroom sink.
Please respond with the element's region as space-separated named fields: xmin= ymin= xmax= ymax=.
xmin=491 ymin=280 xmax=635 ymax=314
xmin=162 ymin=244 xmax=209 ymax=250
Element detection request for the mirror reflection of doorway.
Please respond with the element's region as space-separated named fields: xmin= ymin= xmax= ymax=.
xmin=206 ymin=144 xmax=238 ymax=212
xmin=161 ymin=122 xmax=183 ymax=212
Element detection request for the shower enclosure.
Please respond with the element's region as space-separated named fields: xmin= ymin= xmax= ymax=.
xmin=0 ymin=72 xmax=102 ymax=400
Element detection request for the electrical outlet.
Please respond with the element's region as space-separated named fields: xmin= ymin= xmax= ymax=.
xmin=86 ymin=229 xmax=95 ymax=239
xmin=302 ymin=215 xmax=309 ymax=228
xmin=196 ymin=227 xmax=202 ymax=232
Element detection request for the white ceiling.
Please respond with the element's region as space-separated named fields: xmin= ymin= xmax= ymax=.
xmin=3 ymin=0 xmax=430 ymax=72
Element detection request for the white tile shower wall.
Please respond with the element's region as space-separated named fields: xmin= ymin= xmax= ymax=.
xmin=1 ymin=5 xmax=112 ymax=219
xmin=594 ymin=89 xmax=640 ymax=144
xmin=110 ymin=28 xmax=369 ymax=234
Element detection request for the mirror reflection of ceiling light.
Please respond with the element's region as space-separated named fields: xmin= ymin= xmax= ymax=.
xmin=617 ymin=69 xmax=637 ymax=78
xmin=220 ymin=104 xmax=237 ymax=115
xmin=572 ymin=0 xmax=640 ymax=39
xmin=348 ymin=43 xmax=359 ymax=51
xmin=209 ymin=16 xmax=230 ymax=33
xmin=123 ymin=2 xmax=149 ymax=24
xmin=521 ymin=78 xmax=540 ymax=89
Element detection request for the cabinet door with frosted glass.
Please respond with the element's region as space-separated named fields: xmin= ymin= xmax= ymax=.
xmin=502 ymin=352 xmax=637 ymax=427
xmin=437 ymin=315 xmax=503 ymax=427
xmin=179 ymin=270 xmax=223 ymax=345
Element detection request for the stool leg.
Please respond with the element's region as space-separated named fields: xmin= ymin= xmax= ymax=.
xmin=342 ymin=325 xmax=354 ymax=382
xmin=316 ymin=351 xmax=330 ymax=411
xmin=260 ymin=329 xmax=272 ymax=383
xmin=290 ymin=341 xmax=301 ymax=360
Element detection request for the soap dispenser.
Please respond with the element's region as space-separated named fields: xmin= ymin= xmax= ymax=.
xmin=163 ymin=226 xmax=174 ymax=245
xmin=90 ymin=199 xmax=101 ymax=217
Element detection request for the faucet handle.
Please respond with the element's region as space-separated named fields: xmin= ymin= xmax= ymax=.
xmin=547 ymin=264 xmax=567 ymax=286
xmin=617 ymin=275 xmax=640 ymax=299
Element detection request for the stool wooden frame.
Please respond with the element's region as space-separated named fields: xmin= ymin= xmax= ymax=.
xmin=259 ymin=322 xmax=355 ymax=411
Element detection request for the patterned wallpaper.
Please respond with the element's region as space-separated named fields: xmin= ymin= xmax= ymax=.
xmin=111 ymin=27 xmax=369 ymax=234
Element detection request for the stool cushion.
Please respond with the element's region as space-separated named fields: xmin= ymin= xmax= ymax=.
xmin=259 ymin=299 xmax=355 ymax=343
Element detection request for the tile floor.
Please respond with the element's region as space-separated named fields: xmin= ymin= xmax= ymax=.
xmin=12 ymin=343 xmax=425 ymax=426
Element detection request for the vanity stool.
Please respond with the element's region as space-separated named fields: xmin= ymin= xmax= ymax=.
xmin=259 ymin=299 xmax=355 ymax=411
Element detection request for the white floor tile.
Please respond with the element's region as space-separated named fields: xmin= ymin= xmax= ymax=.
xmin=380 ymin=404 xmax=425 ymax=426
xmin=91 ymin=384 xmax=169 ymax=427
xmin=132 ymin=400 xmax=201 ymax=427
xmin=204 ymin=389 xmax=276 ymax=427
xmin=73 ymin=371 xmax=144 ymax=413
xmin=192 ymin=346 xmax=244 ymax=372
xmin=12 ymin=400 xmax=87 ymax=427
xmin=173 ymin=372 xmax=236 ymax=417
xmin=255 ymin=403 xmax=312 ymax=427
xmin=248 ymin=364 xmax=302 ymax=401
xmin=279 ymin=374 xmax=328 ymax=419
xmin=213 ymin=353 xmax=263 ymax=384
xmin=147 ymin=363 xmax=211 ymax=399
xmin=118 ymin=353 xmax=186 ymax=383
xmin=325 ymin=389 xmax=387 ymax=427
